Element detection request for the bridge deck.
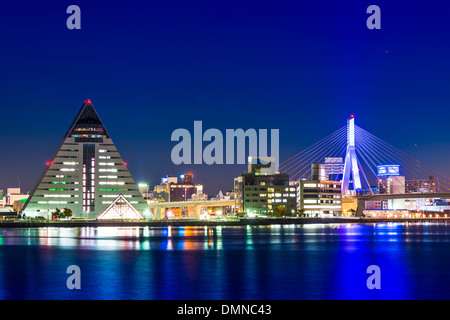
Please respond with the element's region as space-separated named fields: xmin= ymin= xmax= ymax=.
xmin=354 ymin=192 xmax=450 ymax=200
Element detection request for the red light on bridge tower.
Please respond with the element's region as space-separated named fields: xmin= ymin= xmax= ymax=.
xmin=350 ymin=114 xmax=355 ymax=119
xmin=84 ymin=99 xmax=92 ymax=104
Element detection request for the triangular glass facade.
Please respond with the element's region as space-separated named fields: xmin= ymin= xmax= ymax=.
xmin=22 ymin=100 xmax=152 ymax=219
xmin=97 ymin=194 xmax=144 ymax=220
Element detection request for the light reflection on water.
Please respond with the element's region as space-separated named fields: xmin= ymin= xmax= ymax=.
xmin=0 ymin=223 xmax=449 ymax=299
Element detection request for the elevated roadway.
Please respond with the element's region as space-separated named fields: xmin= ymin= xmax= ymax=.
xmin=147 ymin=200 xmax=235 ymax=219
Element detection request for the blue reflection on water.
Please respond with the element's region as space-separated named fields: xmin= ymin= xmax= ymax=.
xmin=327 ymin=224 xmax=412 ymax=299
xmin=0 ymin=223 xmax=449 ymax=299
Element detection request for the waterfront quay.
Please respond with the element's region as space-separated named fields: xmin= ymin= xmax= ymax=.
xmin=0 ymin=217 xmax=448 ymax=228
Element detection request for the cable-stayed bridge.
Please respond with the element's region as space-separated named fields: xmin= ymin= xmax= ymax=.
xmin=280 ymin=115 xmax=450 ymax=215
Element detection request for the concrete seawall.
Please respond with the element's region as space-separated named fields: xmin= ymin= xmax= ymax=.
xmin=0 ymin=217 xmax=448 ymax=228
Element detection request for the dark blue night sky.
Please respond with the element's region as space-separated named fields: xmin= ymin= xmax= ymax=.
xmin=1 ymin=0 xmax=450 ymax=195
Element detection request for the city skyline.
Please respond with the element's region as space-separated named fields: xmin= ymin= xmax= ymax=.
xmin=2 ymin=1 xmax=450 ymax=195
xmin=3 ymin=98 xmax=449 ymax=197
xmin=2 ymin=1 xmax=450 ymax=303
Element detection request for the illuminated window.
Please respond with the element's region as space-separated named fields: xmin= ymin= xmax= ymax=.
xmin=101 ymin=194 xmax=132 ymax=198
xmin=44 ymin=195 xmax=73 ymax=198
xmin=99 ymin=181 xmax=125 ymax=185
xmin=304 ymin=183 xmax=317 ymax=188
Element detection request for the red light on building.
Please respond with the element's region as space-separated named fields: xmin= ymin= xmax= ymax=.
xmin=46 ymin=161 xmax=54 ymax=166
xmin=84 ymin=99 xmax=92 ymax=104
xmin=123 ymin=162 xmax=127 ymax=166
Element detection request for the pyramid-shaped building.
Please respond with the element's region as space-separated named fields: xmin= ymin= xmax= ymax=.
xmin=22 ymin=100 xmax=152 ymax=219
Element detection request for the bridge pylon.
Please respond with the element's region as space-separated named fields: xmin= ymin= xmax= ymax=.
xmin=342 ymin=115 xmax=362 ymax=195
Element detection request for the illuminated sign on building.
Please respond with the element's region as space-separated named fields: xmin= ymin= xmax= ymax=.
xmin=377 ymin=165 xmax=400 ymax=177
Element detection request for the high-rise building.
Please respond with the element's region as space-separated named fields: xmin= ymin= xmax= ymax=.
xmin=169 ymin=183 xmax=197 ymax=202
xmin=406 ymin=177 xmax=437 ymax=193
xmin=22 ymin=100 xmax=151 ymax=219
xmin=153 ymin=174 xmax=201 ymax=202
xmin=236 ymin=157 xmax=296 ymax=216
xmin=296 ymin=164 xmax=342 ymax=217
